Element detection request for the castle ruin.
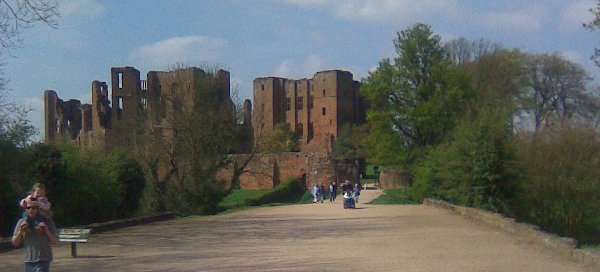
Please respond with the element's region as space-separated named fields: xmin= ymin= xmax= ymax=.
xmin=44 ymin=66 xmax=246 ymax=151
xmin=253 ymin=70 xmax=366 ymax=153
xmin=44 ymin=68 xmax=366 ymax=189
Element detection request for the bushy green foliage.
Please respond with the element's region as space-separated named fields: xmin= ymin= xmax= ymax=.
xmin=0 ymin=143 xmax=147 ymax=232
xmin=52 ymin=146 xmax=123 ymax=225
xmin=245 ymin=177 xmax=305 ymax=206
xmin=332 ymin=124 xmax=369 ymax=159
xmin=361 ymin=24 xmax=474 ymax=166
xmin=132 ymin=67 xmax=243 ymax=215
xmin=513 ymin=123 xmax=600 ymax=244
xmin=257 ymin=123 xmax=300 ymax=153
xmin=108 ymin=148 xmax=146 ymax=216
xmin=0 ymin=140 xmax=34 ymax=236
xmin=411 ymin=109 xmax=516 ymax=212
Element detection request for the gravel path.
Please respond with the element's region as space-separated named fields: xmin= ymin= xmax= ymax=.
xmin=0 ymin=190 xmax=591 ymax=271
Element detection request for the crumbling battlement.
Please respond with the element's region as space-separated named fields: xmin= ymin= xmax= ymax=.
xmin=44 ymin=66 xmax=251 ymax=152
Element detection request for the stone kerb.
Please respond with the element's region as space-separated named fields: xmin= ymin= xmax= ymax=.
xmin=423 ymin=198 xmax=600 ymax=270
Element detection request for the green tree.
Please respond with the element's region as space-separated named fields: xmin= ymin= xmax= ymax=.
xmin=257 ymin=123 xmax=299 ymax=154
xmin=361 ymin=23 xmax=473 ymax=165
xmin=332 ymin=123 xmax=368 ymax=159
xmin=514 ymin=122 xmax=600 ymax=244
xmin=135 ymin=67 xmax=240 ymax=215
xmin=412 ymin=108 xmax=516 ymax=212
xmin=523 ymin=53 xmax=596 ymax=130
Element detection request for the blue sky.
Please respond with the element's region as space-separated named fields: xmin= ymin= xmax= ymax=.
xmin=4 ymin=0 xmax=599 ymax=140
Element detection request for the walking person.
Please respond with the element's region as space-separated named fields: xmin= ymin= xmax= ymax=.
xmin=311 ymin=184 xmax=319 ymax=203
xmin=12 ymin=199 xmax=59 ymax=272
xmin=318 ymin=184 xmax=324 ymax=203
xmin=353 ymin=183 xmax=362 ymax=204
xmin=329 ymin=182 xmax=336 ymax=202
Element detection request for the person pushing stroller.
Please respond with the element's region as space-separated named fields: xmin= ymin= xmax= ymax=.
xmin=341 ymin=180 xmax=355 ymax=209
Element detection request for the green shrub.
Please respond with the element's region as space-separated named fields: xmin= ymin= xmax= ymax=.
xmin=245 ymin=177 xmax=305 ymax=206
xmin=106 ymin=148 xmax=146 ymax=217
xmin=410 ymin=109 xmax=516 ymax=213
xmin=0 ymin=140 xmax=35 ymax=236
xmin=514 ymin=123 xmax=600 ymax=245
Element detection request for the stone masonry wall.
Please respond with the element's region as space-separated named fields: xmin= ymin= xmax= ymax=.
xmin=217 ymin=152 xmax=361 ymax=190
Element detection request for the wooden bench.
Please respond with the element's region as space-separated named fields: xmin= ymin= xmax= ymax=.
xmin=58 ymin=228 xmax=91 ymax=257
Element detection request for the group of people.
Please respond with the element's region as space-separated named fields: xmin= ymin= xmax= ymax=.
xmin=311 ymin=179 xmax=361 ymax=205
xmin=11 ymin=183 xmax=59 ymax=272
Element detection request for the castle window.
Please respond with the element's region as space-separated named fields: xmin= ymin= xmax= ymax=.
xmin=118 ymin=73 xmax=123 ymax=89
xmin=322 ymin=107 xmax=326 ymax=116
xmin=296 ymin=123 xmax=303 ymax=139
xmin=286 ymin=97 xmax=291 ymax=111
xmin=261 ymin=84 xmax=264 ymax=91
xmin=309 ymin=95 xmax=314 ymax=109
xmin=322 ymin=89 xmax=325 ymax=97
xmin=117 ymin=97 xmax=123 ymax=120
xmin=296 ymin=97 xmax=303 ymax=110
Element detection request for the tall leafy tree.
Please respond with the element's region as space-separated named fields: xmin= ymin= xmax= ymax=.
xmin=361 ymin=23 xmax=472 ymax=165
xmin=523 ymin=53 xmax=596 ymax=129
xmin=134 ymin=67 xmax=242 ymax=214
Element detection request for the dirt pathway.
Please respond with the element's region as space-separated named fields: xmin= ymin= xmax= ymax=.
xmin=0 ymin=190 xmax=591 ymax=271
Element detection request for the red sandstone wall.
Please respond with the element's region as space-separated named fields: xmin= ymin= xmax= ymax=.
xmin=217 ymin=152 xmax=360 ymax=190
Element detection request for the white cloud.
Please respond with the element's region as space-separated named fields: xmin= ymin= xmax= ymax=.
xmin=284 ymin=0 xmax=548 ymax=34
xmin=334 ymin=0 xmax=456 ymax=23
xmin=273 ymin=54 xmax=326 ymax=78
xmin=273 ymin=60 xmax=293 ymax=78
xmin=283 ymin=0 xmax=458 ymax=24
xmin=473 ymin=8 xmax=545 ymax=33
xmin=560 ymin=0 xmax=595 ymax=32
xmin=129 ymin=36 xmax=227 ymax=71
xmin=60 ymin=0 xmax=105 ymax=17
xmin=281 ymin=0 xmax=332 ymax=8
xmin=304 ymin=54 xmax=325 ymax=74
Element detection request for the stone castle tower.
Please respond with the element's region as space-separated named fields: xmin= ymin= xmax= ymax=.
xmin=252 ymin=70 xmax=365 ymax=153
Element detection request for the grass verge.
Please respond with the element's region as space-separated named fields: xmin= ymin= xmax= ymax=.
xmin=369 ymin=188 xmax=420 ymax=205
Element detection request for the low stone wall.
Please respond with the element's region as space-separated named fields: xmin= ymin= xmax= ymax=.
xmin=378 ymin=168 xmax=410 ymax=189
xmin=423 ymin=199 xmax=600 ymax=270
xmin=0 ymin=213 xmax=174 ymax=253
xmin=217 ymin=152 xmax=361 ymax=190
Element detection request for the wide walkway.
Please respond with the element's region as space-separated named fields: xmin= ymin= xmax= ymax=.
xmin=0 ymin=190 xmax=590 ymax=271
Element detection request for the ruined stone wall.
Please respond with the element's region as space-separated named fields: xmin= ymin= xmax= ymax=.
xmin=217 ymin=152 xmax=360 ymax=190
xmin=45 ymin=67 xmax=236 ymax=153
xmin=252 ymin=70 xmax=363 ymax=154
xmin=43 ymin=90 xmax=83 ymax=143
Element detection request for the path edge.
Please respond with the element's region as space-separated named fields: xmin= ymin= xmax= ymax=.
xmin=423 ymin=198 xmax=600 ymax=271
